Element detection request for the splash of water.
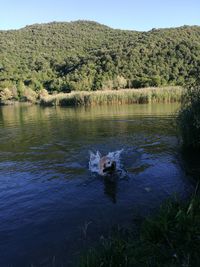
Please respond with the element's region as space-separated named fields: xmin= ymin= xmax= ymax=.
xmin=89 ymin=149 xmax=124 ymax=175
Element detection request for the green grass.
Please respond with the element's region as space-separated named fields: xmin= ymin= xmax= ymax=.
xmin=40 ymin=87 xmax=183 ymax=106
xmin=79 ymin=195 xmax=200 ymax=267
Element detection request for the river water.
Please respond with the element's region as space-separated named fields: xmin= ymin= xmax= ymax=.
xmin=0 ymin=103 xmax=193 ymax=266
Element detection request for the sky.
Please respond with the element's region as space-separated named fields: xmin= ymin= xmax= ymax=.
xmin=0 ymin=0 xmax=199 ymax=31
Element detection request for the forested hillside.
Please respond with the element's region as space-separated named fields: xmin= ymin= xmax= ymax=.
xmin=0 ymin=20 xmax=200 ymax=93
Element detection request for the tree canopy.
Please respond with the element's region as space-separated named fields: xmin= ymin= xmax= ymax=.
xmin=0 ymin=21 xmax=200 ymax=92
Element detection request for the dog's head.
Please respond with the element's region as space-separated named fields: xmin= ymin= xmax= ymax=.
xmin=102 ymin=158 xmax=116 ymax=174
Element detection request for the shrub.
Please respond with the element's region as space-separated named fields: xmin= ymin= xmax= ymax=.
xmin=0 ymin=86 xmax=18 ymax=103
xmin=177 ymin=86 xmax=200 ymax=150
xmin=21 ymin=88 xmax=38 ymax=103
xmin=38 ymin=88 xmax=49 ymax=99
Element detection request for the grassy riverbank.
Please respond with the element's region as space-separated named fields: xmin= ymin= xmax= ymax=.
xmin=79 ymin=195 xmax=200 ymax=267
xmin=40 ymin=87 xmax=183 ymax=106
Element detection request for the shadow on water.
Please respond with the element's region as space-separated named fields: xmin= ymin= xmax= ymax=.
xmin=103 ymin=176 xmax=119 ymax=204
xmin=0 ymin=103 xmax=195 ymax=266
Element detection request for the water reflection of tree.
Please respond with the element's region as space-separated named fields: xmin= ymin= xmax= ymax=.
xmin=103 ymin=177 xmax=118 ymax=203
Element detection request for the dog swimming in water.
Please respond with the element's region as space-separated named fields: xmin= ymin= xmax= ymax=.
xmin=89 ymin=150 xmax=123 ymax=176
xmin=99 ymin=155 xmax=116 ymax=176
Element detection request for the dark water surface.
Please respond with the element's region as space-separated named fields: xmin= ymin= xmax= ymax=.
xmin=0 ymin=103 xmax=193 ymax=266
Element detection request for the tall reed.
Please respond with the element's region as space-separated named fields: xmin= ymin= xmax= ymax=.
xmin=40 ymin=87 xmax=183 ymax=107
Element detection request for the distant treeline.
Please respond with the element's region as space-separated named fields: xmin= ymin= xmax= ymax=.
xmin=0 ymin=20 xmax=200 ymax=96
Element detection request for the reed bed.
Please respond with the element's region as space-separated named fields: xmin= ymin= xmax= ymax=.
xmin=40 ymin=87 xmax=183 ymax=107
